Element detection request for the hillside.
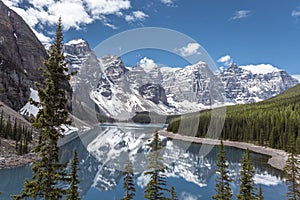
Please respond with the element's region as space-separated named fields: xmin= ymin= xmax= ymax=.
xmin=167 ymin=84 xmax=300 ymax=153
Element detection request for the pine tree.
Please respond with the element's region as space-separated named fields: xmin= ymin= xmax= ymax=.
xmin=5 ymin=115 xmax=12 ymax=139
xmin=284 ymin=140 xmax=300 ymax=200
xmin=237 ymin=149 xmax=256 ymax=200
xmin=14 ymin=17 xmax=74 ymax=200
xmin=0 ymin=110 xmax=3 ymax=137
xmin=212 ymin=140 xmax=232 ymax=200
xmin=121 ymin=160 xmax=136 ymax=200
xmin=296 ymin=134 xmax=300 ymax=154
xmin=170 ymin=186 xmax=178 ymax=200
xmin=144 ymin=130 xmax=168 ymax=200
xmin=257 ymin=185 xmax=264 ymax=200
xmin=66 ymin=150 xmax=80 ymax=200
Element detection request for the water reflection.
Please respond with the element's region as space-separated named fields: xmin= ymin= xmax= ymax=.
xmin=0 ymin=124 xmax=286 ymax=199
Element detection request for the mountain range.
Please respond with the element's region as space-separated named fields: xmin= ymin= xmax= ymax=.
xmin=64 ymin=39 xmax=299 ymax=121
xmin=0 ymin=1 xmax=298 ymax=123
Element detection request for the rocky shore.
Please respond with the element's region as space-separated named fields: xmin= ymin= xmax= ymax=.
xmin=158 ymin=130 xmax=288 ymax=170
xmin=0 ymin=153 xmax=38 ymax=169
xmin=0 ymin=137 xmax=38 ymax=169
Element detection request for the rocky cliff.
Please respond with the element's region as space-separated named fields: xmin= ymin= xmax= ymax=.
xmin=0 ymin=1 xmax=47 ymax=111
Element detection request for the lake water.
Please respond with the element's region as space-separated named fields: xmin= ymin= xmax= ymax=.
xmin=0 ymin=123 xmax=287 ymax=199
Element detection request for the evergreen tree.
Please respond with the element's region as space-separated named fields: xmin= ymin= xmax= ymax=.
xmin=121 ymin=160 xmax=136 ymax=200
xmin=66 ymin=150 xmax=80 ymax=200
xmin=12 ymin=118 xmax=17 ymax=140
xmin=144 ymin=130 xmax=168 ymax=200
xmin=284 ymin=141 xmax=300 ymax=200
xmin=170 ymin=186 xmax=178 ymax=200
xmin=0 ymin=110 xmax=3 ymax=137
xmin=5 ymin=115 xmax=12 ymax=139
xmin=14 ymin=17 xmax=74 ymax=200
xmin=257 ymin=185 xmax=264 ymax=200
xmin=296 ymin=134 xmax=300 ymax=154
xmin=212 ymin=140 xmax=232 ymax=200
xmin=237 ymin=149 xmax=256 ymax=200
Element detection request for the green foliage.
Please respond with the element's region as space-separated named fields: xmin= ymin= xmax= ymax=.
xmin=121 ymin=161 xmax=136 ymax=200
xmin=237 ymin=149 xmax=256 ymax=200
xmin=284 ymin=141 xmax=300 ymax=200
xmin=144 ymin=130 xmax=169 ymax=200
xmin=0 ymin=109 xmax=32 ymax=155
xmin=132 ymin=111 xmax=151 ymax=124
xmin=167 ymin=84 xmax=300 ymax=153
xmin=212 ymin=140 xmax=232 ymax=200
xmin=66 ymin=151 xmax=80 ymax=200
xmin=14 ymin=17 xmax=75 ymax=200
xmin=170 ymin=186 xmax=178 ymax=200
xmin=257 ymin=185 xmax=264 ymax=200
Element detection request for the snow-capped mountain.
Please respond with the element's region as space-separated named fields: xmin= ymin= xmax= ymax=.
xmin=64 ymin=39 xmax=299 ymax=120
xmin=220 ymin=64 xmax=299 ymax=104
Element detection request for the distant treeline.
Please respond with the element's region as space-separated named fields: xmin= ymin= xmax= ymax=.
xmin=167 ymin=84 xmax=300 ymax=154
xmin=0 ymin=110 xmax=33 ymax=155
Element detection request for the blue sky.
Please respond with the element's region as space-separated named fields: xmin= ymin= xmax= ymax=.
xmin=3 ymin=0 xmax=300 ymax=75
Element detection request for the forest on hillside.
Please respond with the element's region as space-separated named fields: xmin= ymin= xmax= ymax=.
xmin=167 ymin=84 xmax=300 ymax=153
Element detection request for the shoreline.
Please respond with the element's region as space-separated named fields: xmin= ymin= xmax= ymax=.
xmin=158 ymin=130 xmax=288 ymax=170
xmin=0 ymin=153 xmax=38 ymax=169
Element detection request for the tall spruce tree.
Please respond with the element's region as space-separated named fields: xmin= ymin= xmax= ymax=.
xmin=284 ymin=140 xmax=300 ymax=200
xmin=212 ymin=140 xmax=232 ymax=200
xmin=144 ymin=130 xmax=168 ymax=200
xmin=121 ymin=160 xmax=136 ymax=200
xmin=237 ymin=149 xmax=256 ymax=200
xmin=170 ymin=186 xmax=178 ymax=200
xmin=0 ymin=110 xmax=3 ymax=137
xmin=66 ymin=150 xmax=80 ymax=200
xmin=257 ymin=185 xmax=264 ymax=200
xmin=14 ymin=17 xmax=74 ymax=200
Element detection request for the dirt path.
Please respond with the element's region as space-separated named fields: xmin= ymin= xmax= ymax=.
xmin=158 ymin=130 xmax=288 ymax=170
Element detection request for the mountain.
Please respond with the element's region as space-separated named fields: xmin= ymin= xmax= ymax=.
xmin=167 ymin=83 xmax=300 ymax=152
xmin=64 ymin=39 xmax=298 ymax=121
xmin=220 ymin=64 xmax=298 ymax=104
xmin=0 ymin=1 xmax=47 ymax=111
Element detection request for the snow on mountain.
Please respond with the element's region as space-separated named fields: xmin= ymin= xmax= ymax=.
xmin=292 ymin=75 xmax=300 ymax=82
xmin=220 ymin=64 xmax=299 ymax=104
xmin=64 ymin=39 xmax=299 ymax=120
xmin=20 ymin=88 xmax=40 ymax=117
xmin=240 ymin=64 xmax=282 ymax=74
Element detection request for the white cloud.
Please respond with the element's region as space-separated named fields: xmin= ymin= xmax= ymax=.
xmin=125 ymin=10 xmax=149 ymax=22
xmin=177 ymin=43 xmax=201 ymax=57
xmin=217 ymin=55 xmax=233 ymax=66
xmin=32 ymin=29 xmax=51 ymax=43
xmin=84 ymin=0 xmax=130 ymax=17
xmin=161 ymin=0 xmax=175 ymax=5
xmin=138 ymin=57 xmax=158 ymax=72
xmin=240 ymin=64 xmax=282 ymax=75
xmin=231 ymin=10 xmax=252 ymax=20
xmin=292 ymin=8 xmax=300 ymax=17
xmin=3 ymin=0 xmax=133 ymax=42
xmin=2 ymin=0 xmax=22 ymax=7
xmin=103 ymin=22 xmax=118 ymax=29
